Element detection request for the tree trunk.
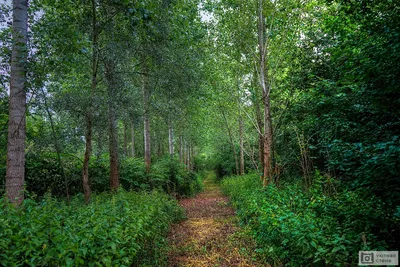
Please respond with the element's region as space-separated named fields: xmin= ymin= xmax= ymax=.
xmin=105 ymin=60 xmax=119 ymax=190
xmin=179 ymin=135 xmax=183 ymax=163
xmin=41 ymin=87 xmax=69 ymax=200
xmin=191 ymin=144 xmax=195 ymax=171
xmin=123 ymin=122 xmax=128 ymax=157
xmin=262 ymin=98 xmax=273 ymax=186
xmin=6 ymin=0 xmax=28 ymax=204
xmin=187 ymin=142 xmax=191 ymax=171
xmin=82 ymin=0 xmax=98 ymax=203
xmin=131 ymin=121 xmax=135 ymax=158
xmin=157 ymin=139 xmax=163 ymax=157
xmin=184 ymin=139 xmax=188 ymax=169
xmin=237 ymin=80 xmax=245 ymax=175
xmin=168 ymin=120 xmax=174 ymax=157
xmin=258 ymin=0 xmax=273 ymax=186
xmin=142 ymin=62 xmax=151 ymax=173
xmin=239 ymin=114 xmax=244 ymax=175
xmin=253 ymin=80 xmax=264 ymax=172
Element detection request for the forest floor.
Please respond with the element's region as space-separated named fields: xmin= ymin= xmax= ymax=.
xmin=167 ymin=173 xmax=267 ymax=267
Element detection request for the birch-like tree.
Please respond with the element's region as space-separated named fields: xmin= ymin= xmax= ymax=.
xmin=6 ymin=0 xmax=28 ymax=204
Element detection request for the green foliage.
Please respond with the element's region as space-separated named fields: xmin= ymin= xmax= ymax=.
xmin=24 ymin=153 xmax=81 ymax=198
xmin=119 ymin=157 xmax=147 ymax=191
xmin=222 ymin=174 xmax=397 ymax=266
xmin=266 ymin=0 xmax=400 ymax=212
xmin=326 ymin=137 xmax=400 ymax=200
xmin=150 ymin=157 xmax=203 ymax=197
xmin=0 ymin=190 xmax=184 ymax=267
xmin=16 ymin=153 xmax=201 ymax=199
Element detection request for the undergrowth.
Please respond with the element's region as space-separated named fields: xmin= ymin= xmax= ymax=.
xmin=0 ymin=190 xmax=184 ymax=266
xmin=12 ymin=154 xmax=202 ymax=199
xmin=221 ymin=173 xmax=398 ymax=266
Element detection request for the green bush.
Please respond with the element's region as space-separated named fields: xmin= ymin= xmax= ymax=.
xmin=24 ymin=153 xmax=111 ymax=197
xmin=25 ymin=153 xmax=82 ymax=197
xmin=4 ymin=153 xmax=202 ymax=199
xmin=222 ymin=174 xmax=395 ymax=266
xmin=119 ymin=158 xmax=147 ymax=191
xmin=150 ymin=157 xmax=203 ymax=197
xmin=0 ymin=190 xmax=184 ymax=266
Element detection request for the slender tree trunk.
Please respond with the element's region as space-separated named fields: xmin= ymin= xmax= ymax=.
xmin=179 ymin=135 xmax=183 ymax=163
xmin=105 ymin=60 xmax=119 ymax=190
xmin=157 ymin=139 xmax=162 ymax=157
xmin=41 ymin=88 xmax=70 ymax=200
xmin=184 ymin=139 xmax=188 ymax=169
xmin=236 ymin=79 xmax=245 ymax=175
xmin=168 ymin=120 xmax=174 ymax=157
xmin=295 ymin=129 xmax=312 ymax=189
xmin=257 ymin=121 xmax=264 ymax=170
xmin=131 ymin=121 xmax=135 ymax=158
xmin=123 ymin=122 xmax=128 ymax=157
xmin=142 ymin=62 xmax=151 ymax=173
xmin=239 ymin=114 xmax=244 ymax=175
xmin=187 ymin=142 xmax=191 ymax=171
xmin=6 ymin=0 xmax=28 ymax=204
xmin=258 ymin=0 xmax=273 ymax=186
xmin=82 ymin=0 xmax=98 ymax=203
xmin=253 ymin=78 xmax=264 ymax=171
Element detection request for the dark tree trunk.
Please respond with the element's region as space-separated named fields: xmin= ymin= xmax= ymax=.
xmin=184 ymin=139 xmax=188 ymax=169
xmin=6 ymin=0 xmax=28 ymax=204
xmin=142 ymin=62 xmax=151 ymax=173
xmin=123 ymin=122 xmax=128 ymax=157
xmin=262 ymin=96 xmax=273 ymax=186
xmin=131 ymin=121 xmax=135 ymax=158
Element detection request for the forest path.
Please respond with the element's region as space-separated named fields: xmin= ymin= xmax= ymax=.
xmin=167 ymin=173 xmax=265 ymax=267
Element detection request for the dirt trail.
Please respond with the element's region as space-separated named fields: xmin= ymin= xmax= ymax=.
xmin=168 ymin=173 xmax=265 ymax=267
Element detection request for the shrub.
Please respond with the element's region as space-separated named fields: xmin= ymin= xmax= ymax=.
xmin=21 ymin=154 xmax=201 ymax=199
xmin=222 ymin=174 xmax=395 ymax=266
xmin=25 ymin=153 xmax=82 ymax=197
xmin=119 ymin=158 xmax=147 ymax=191
xmin=150 ymin=157 xmax=203 ymax=197
xmin=0 ymin=190 xmax=184 ymax=266
xmin=24 ymin=153 xmax=111 ymax=197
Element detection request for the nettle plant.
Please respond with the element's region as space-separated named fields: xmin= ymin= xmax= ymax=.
xmin=0 ymin=190 xmax=184 ymax=266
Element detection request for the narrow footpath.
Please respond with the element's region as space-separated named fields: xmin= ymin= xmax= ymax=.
xmin=168 ymin=173 xmax=265 ymax=267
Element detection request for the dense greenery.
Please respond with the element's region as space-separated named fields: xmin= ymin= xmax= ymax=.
xmin=1 ymin=0 xmax=399 ymax=264
xmin=222 ymin=174 xmax=397 ymax=266
xmin=0 ymin=190 xmax=184 ymax=266
xmin=204 ymin=0 xmax=400 ymax=260
xmin=0 ymin=154 xmax=201 ymax=198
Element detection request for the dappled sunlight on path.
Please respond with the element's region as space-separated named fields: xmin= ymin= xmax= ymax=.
xmin=168 ymin=173 xmax=265 ymax=267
